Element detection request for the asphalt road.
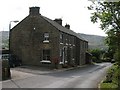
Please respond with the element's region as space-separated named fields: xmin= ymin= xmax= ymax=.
xmin=2 ymin=63 xmax=112 ymax=88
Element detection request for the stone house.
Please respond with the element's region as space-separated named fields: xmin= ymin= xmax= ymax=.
xmin=10 ymin=7 xmax=90 ymax=68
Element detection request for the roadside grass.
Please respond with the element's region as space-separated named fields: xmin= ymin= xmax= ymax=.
xmin=100 ymin=63 xmax=119 ymax=89
xmin=100 ymin=82 xmax=117 ymax=88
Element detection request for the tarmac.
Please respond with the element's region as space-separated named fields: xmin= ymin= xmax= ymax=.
xmin=1 ymin=64 xmax=90 ymax=83
xmin=9 ymin=64 xmax=90 ymax=80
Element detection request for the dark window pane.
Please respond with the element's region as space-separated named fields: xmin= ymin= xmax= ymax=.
xmin=43 ymin=50 xmax=50 ymax=60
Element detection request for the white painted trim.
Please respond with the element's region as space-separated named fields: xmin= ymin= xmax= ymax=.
xmin=60 ymin=43 xmax=63 ymax=45
xmin=66 ymin=43 xmax=68 ymax=45
xmin=59 ymin=62 xmax=64 ymax=64
xmin=40 ymin=60 xmax=51 ymax=63
xmin=72 ymin=58 xmax=75 ymax=61
xmin=43 ymin=40 xmax=49 ymax=43
xmin=73 ymin=44 xmax=75 ymax=46
xmin=65 ymin=61 xmax=68 ymax=63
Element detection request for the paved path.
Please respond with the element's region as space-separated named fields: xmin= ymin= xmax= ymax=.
xmin=2 ymin=63 xmax=112 ymax=88
xmin=11 ymin=70 xmax=36 ymax=80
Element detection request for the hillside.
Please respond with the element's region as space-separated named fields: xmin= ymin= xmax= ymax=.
xmin=78 ymin=33 xmax=108 ymax=50
xmin=0 ymin=31 xmax=9 ymax=41
xmin=0 ymin=31 xmax=9 ymax=49
xmin=0 ymin=31 xmax=108 ymax=50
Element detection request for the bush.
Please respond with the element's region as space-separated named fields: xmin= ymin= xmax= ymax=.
xmin=100 ymin=65 xmax=118 ymax=88
xmin=90 ymin=49 xmax=103 ymax=63
xmin=92 ymin=56 xmax=97 ymax=62
xmin=102 ymin=58 xmax=111 ymax=62
xmin=100 ymin=82 xmax=118 ymax=88
xmin=2 ymin=60 xmax=11 ymax=80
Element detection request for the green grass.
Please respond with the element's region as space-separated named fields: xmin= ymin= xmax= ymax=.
xmin=100 ymin=82 xmax=117 ymax=88
xmin=100 ymin=64 xmax=119 ymax=89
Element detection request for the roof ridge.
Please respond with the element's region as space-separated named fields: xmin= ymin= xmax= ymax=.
xmin=41 ymin=15 xmax=87 ymax=41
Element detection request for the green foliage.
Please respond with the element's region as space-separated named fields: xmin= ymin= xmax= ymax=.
xmin=100 ymin=83 xmax=117 ymax=88
xmin=101 ymin=64 xmax=119 ymax=88
xmin=88 ymin=1 xmax=120 ymax=66
xmin=92 ymin=56 xmax=97 ymax=62
xmin=88 ymin=1 xmax=120 ymax=88
xmin=88 ymin=2 xmax=120 ymax=31
xmin=2 ymin=39 xmax=9 ymax=49
xmin=114 ymin=49 xmax=120 ymax=65
xmin=90 ymin=49 xmax=104 ymax=63
xmin=105 ymin=65 xmax=118 ymax=82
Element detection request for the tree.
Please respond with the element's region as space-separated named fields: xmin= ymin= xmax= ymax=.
xmin=88 ymin=1 xmax=120 ymax=65
xmin=88 ymin=1 xmax=120 ymax=88
xmin=90 ymin=49 xmax=104 ymax=63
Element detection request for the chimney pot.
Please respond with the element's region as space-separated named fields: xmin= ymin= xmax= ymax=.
xmin=54 ymin=18 xmax=62 ymax=25
xmin=65 ymin=24 xmax=70 ymax=29
xmin=29 ymin=7 xmax=40 ymax=15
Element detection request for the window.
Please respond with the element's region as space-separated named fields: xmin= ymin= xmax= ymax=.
xmin=73 ymin=37 xmax=75 ymax=45
xmin=60 ymin=48 xmax=63 ymax=63
xmin=43 ymin=50 xmax=50 ymax=61
xmin=60 ymin=49 xmax=62 ymax=57
xmin=69 ymin=36 xmax=71 ymax=45
xmin=43 ymin=33 xmax=49 ymax=42
xmin=66 ymin=35 xmax=68 ymax=44
xmin=2 ymin=54 xmax=9 ymax=60
xmin=64 ymin=34 xmax=69 ymax=45
xmin=60 ymin=33 xmax=63 ymax=43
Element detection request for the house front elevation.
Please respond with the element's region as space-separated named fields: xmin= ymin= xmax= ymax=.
xmin=10 ymin=7 xmax=90 ymax=68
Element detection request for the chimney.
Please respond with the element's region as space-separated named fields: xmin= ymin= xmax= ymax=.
xmin=65 ymin=24 xmax=70 ymax=29
xmin=54 ymin=19 xmax=62 ymax=25
xmin=29 ymin=7 xmax=40 ymax=15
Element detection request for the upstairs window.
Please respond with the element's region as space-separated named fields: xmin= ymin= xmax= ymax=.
xmin=69 ymin=36 xmax=71 ymax=45
xmin=60 ymin=33 xmax=63 ymax=43
xmin=65 ymin=34 xmax=68 ymax=45
xmin=43 ymin=33 xmax=49 ymax=43
xmin=73 ymin=37 xmax=75 ymax=45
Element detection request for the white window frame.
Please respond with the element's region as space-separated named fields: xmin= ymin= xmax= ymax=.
xmin=42 ymin=49 xmax=50 ymax=62
xmin=60 ymin=33 xmax=63 ymax=44
xmin=40 ymin=60 xmax=51 ymax=63
xmin=43 ymin=33 xmax=49 ymax=42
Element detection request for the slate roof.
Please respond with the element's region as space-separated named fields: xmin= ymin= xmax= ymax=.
xmin=42 ymin=16 xmax=87 ymax=42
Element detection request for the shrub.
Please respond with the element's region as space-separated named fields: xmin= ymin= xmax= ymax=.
xmin=100 ymin=83 xmax=118 ymax=88
xmin=101 ymin=65 xmax=118 ymax=88
xmin=90 ymin=49 xmax=103 ymax=63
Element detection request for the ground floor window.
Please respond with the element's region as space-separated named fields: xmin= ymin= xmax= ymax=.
xmin=43 ymin=49 xmax=50 ymax=61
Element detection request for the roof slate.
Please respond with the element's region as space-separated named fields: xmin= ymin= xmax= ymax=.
xmin=42 ymin=15 xmax=87 ymax=42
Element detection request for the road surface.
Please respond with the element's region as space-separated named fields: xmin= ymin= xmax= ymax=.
xmin=2 ymin=63 xmax=112 ymax=88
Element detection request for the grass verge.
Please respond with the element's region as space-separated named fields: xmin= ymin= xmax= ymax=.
xmin=100 ymin=63 xmax=119 ymax=89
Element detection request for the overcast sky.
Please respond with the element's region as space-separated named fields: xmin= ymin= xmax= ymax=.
xmin=0 ymin=0 xmax=107 ymax=36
